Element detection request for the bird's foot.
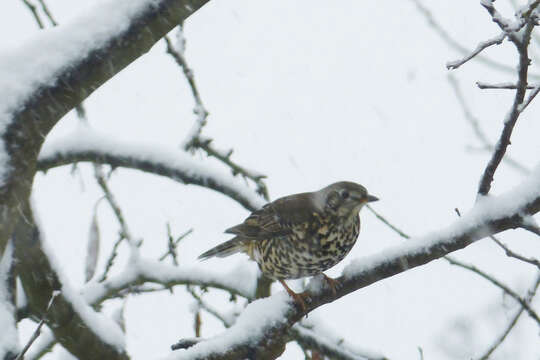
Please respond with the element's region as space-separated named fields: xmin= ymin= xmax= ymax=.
xmin=321 ymin=273 xmax=341 ymax=296
xmin=279 ymin=279 xmax=311 ymax=314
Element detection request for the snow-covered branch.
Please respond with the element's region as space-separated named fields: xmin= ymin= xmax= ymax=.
xmin=83 ymin=258 xmax=257 ymax=304
xmin=165 ymin=167 xmax=540 ymax=360
xmin=37 ymin=127 xmax=265 ymax=212
xmin=446 ymin=32 xmax=507 ymax=70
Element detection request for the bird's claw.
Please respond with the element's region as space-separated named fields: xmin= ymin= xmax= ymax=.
xmin=322 ymin=274 xmax=341 ymax=296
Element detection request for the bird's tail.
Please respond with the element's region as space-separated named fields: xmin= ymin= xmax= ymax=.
xmin=198 ymin=237 xmax=246 ymax=260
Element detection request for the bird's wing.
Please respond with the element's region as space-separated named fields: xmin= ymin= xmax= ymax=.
xmin=225 ymin=192 xmax=319 ymax=240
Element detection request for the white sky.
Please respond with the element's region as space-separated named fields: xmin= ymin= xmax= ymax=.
xmin=1 ymin=0 xmax=539 ymax=359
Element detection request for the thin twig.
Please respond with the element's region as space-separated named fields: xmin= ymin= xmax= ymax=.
xmin=37 ymin=0 xmax=57 ymax=26
xmin=159 ymin=225 xmax=193 ymax=263
xmin=445 ymin=257 xmax=540 ymax=326
xmin=365 ymin=205 xmax=410 ymax=239
xmin=476 ymin=272 xmax=540 ymax=360
xmin=192 ymin=137 xmax=269 ymax=199
xmin=410 ymin=0 xmax=520 ymax=75
xmin=491 ymin=237 xmax=540 ymax=270
xmin=187 ymin=287 xmax=234 ymax=327
xmin=98 ymin=233 xmax=124 ymax=282
xmin=164 ymin=33 xmax=208 ymax=146
xmin=15 ymin=291 xmax=59 ymax=360
xmin=164 ymin=29 xmax=270 ymax=200
xmin=94 ymin=165 xmax=135 ymax=245
xmin=446 ymin=32 xmax=506 ymax=70
xmin=20 ymin=0 xmax=44 ymax=29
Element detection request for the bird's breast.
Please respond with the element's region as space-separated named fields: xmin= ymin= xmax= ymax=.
xmin=254 ymin=215 xmax=360 ymax=279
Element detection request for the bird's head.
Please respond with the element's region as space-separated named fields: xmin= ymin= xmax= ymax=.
xmin=315 ymin=181 xmax=379 ymax=217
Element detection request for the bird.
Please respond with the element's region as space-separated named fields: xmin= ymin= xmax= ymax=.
xmin=198 ymin=181 xmax=378 ymax=311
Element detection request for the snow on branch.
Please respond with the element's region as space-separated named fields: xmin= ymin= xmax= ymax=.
xmin=164 ymin=166 xmax=540 ymax=360
xmin=37 ymin=127 xmax=266 ymax=212
xmin=83 ymin=257 xmax=257 ymax=304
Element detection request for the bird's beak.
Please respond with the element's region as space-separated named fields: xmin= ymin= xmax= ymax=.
xmin=366 ymin=194 xmax=379 ymax=202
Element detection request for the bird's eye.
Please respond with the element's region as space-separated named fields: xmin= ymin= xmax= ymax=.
xmin=341 ymin=190 xmax=349 ymax=199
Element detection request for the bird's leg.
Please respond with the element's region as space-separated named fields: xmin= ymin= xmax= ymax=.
xmin=321 ymin=273 xmax=341 ymax=296
xmin=278 ymin=279 xmax=309 ymax=313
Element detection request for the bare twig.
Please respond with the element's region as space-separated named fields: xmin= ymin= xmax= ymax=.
xmin=491 ymin=237 xmax=540 ymax=270
xmin=20 ymin=0 xmax=44 ymax=29
xmin=164 ymin=32 xmax=208 ymax=145
xmin=445 ymin=256 xmax=540 ymax=326
xmin=410 ymin=0 xmax=519 ymax=75
xmin=94 ymin=165 xmax=136 ymax=246
xmin=37 ymin=0 xmax=57 ymax=27
xmin=187 ymin=287 xmax=235 ymax=327
xmin=98 ymin=233 xmax=125 ymax=282
xmin=15 ymin=291 xmax=59 ymax=360
xmin=164 ymin=29 xmax=270 ymax=200
xmin=159 ymin=225 xmax=193 ymax=264
xmin=449 ymin=75 xmax=530 ymax=174
xmin=365 ymin=204 xmax=410 ymax=239
xmin=476 ymin=272 xmax=540 ymax=360
xmin=191 ymin=137 xmax=269 ymax=199
xmin=446 ymin=32 xmax=506 ymax=70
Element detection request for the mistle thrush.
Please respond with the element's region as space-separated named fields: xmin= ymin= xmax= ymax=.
xmin=199 ymin=181 xmax=378 ymax=310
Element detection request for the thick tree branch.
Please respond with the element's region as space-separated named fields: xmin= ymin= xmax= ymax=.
xmin=37 ymin=128 xmax=265 ymax=212
xmin=164 ymin=170 xmax=540 ymax=360
xmin=83 ymin=259 xmax=256 ymax=304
